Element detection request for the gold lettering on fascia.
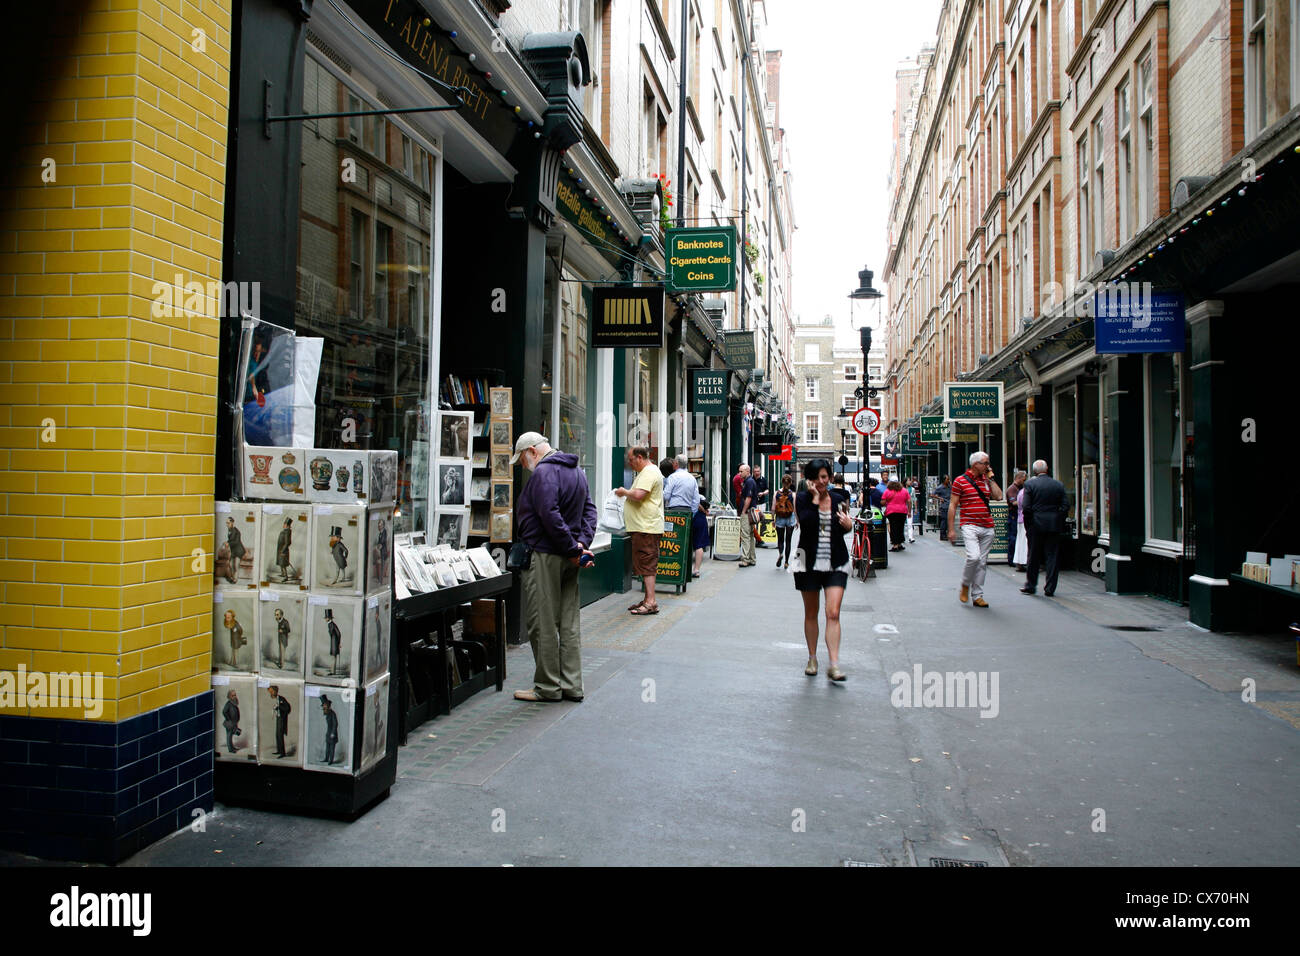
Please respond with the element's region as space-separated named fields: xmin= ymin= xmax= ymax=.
xmin=386 ymin=5 xmax=490 ymax=120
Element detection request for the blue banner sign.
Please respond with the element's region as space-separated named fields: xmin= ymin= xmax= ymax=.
xmin=1094 ymin=289 xmax=1185 ymax=354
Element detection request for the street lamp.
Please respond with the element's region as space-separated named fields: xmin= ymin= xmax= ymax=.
xmin=849 ymin=265 xmax=883 ymax=488
xmin=836 ymin=406 xmax=850 ymax=476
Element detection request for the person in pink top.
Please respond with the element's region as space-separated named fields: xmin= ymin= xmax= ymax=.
xmin=881 ymin=480 xmax=911 ymax=552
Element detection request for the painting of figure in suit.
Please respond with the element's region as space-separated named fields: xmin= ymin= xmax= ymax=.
xmin=213 ymin=675 xmax=258 ymax=762
xmin=214 ymin=503 xmax=260 ymax=588
xmin=304 ymin=684 xmax=354 ymax=774
xmin=258 ymin=592 xmax=306 ymax=679
xmin=363 ymin=591 xmax=391 ymax=684
xmin=367 ymin=508 xmax=392 ymax=594
xmin=256 ymin=679 xmax=303 ymax=767
xmin=312 ymin=504 xmax=364 ymax=595
xmin=306 ymin=596 xmax=362 ymax=686
xmin=211 ymin=591 xmax=258 ymax=673
xmin=361 ymin=674 xmax=390 ymax=772
xmin=258 ymin=504 xmax=311 ymax=588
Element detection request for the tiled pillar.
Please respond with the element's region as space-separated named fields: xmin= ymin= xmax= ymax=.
xmin=0 ymin=0 xmax=234 ymax=862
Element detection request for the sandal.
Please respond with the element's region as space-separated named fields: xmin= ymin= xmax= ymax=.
xmin=627 ymin=599 xmax=646 ymax=611
xmin=630 ymin=603 xmax=659 ymax=615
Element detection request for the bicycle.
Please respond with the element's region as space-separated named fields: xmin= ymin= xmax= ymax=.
xmin=851 ymin=514 xmax=873 ymax=581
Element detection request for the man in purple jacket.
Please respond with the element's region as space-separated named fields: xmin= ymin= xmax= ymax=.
xmin=510 ymin=432 xmax=598 ymax=703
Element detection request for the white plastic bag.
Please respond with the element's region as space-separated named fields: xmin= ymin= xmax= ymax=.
xmin=598 ymin=488 xmax=625 ymax=533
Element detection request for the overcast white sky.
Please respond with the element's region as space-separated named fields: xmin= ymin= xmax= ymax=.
xmin=764 ymin=0 xmax=944 ymax=347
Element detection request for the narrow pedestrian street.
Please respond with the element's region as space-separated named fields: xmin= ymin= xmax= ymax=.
xmin=123 ymin=537 xmax=1300 ymax=868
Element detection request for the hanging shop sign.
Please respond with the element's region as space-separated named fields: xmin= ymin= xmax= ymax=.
xmin=772 ymin=445 xmax=794 ymax=461
xmin=665 ymin=226 xmax=739 ymax=293
xmin=755 ymin=433 xmax=784 ymax=453
xmin=882 ymin=438 xmax=899 ymax=465
xmin=920 ymin=416 xmax=947 ymax=443
xmin=901 ymin=425 xmax=927 ymax=456
xmin=944 ymin=382 xmax=1004 ymax=423
xmin=721 ymin=330 xmax=755 ymax=370
xmin=1094 ymin=291 xmax=1186 ymax=354
xmin=591 ymin=287 xmax=664 ymax=348
xmin=852 ymin=407 xmax=881 ymax=436
xmin=949 ymin=422 xmax=980 ymax=442
xmin=691 ymin=369 xmax=729 ymax=415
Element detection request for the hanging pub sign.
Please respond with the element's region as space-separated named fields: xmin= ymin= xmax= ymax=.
xmin=944 ymin=382 xmax=1004 ymax=423
xmin=920 ymin=415 xmax=947 ymax=443
xmin=722 ymin=330 xmax=755 ymax=370
xmin=591 ymin=287 xmax=664 ymax=348
xmin=665 ymin=226 xmax=739 ymax=293
xmin=1094 ymin=290 xmax=1186 ymax=354
xmin=692 ymin=369 xmax=729 ymax=415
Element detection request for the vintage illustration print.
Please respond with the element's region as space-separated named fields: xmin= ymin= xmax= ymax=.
xmin=491 ymin=480 xmax=512 ymax=510
xmin=368 ymin=450 xmax=398 ymax=507
xmin=213 ymin=674 xmax=259 ymax=762
xmin=438 ymin=462 xmax=469 ymax=507
xmin=257 ymin=503 xmax=311 ymax=589
xmin=363 ymin=591 xmax=391 ymax=685
xmin=240 ymin=445 xmax=306 ymax=502
xmin=258 ymin=591 xmax=307 ymax=680
xmin=438 ymin=411 xmax=473 ymax=461
xmin=490 ymin=511 xmax=513 ymax=543
xmin=366 ymin=506 xmax=393 ymax=595
xmin=434 ymin=510 xmax=467 ymax=549
xmin=212 ymin=590 xmax=259 ymax=674
xmin=305 ymin=595 xmax=363 ymax=687
xmin=360 ymin=674 xmax=390 ymax=773
xmin=489 ymin=387 xmax=512 ymax=420
xmin=256 ymin=677 xmax=303 ymax=767
xmin=312 ymin=504 xmax=365 ymax=595
xmin=303 ymin=684 xmax=355 ymax=775
xmin=306 ymin=448 xmax=369 ymax=504
xmin=490 ymin=452 xmax=511 ymax=479
xmin=490 ymin=420 xmax=512 ymax=450
xmin=469 ymin=504 xmax=490 ymax=537
xmin=214 ymin=502 xmax=261 ymax=589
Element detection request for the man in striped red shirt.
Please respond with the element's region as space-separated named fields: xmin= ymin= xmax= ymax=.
xmin=947 ymin=451 xmax=1004 ymax=607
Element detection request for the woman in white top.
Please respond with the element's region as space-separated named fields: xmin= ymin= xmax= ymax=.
xmin=791 ymin=458 xmax=854 ymax=681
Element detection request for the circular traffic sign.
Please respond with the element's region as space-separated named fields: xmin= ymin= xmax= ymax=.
xmin=852 ymin=407 xmax=880 ymax=436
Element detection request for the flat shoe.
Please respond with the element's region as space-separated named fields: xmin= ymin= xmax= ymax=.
xmin=804 ymin=657 xmax=817 ymax=676
xmin=828 ymin=665 xmax=846 ymax=682
xmin=514 ymin=689 xmax=561 ymax=702
xmin=972 ymin=598 xmax=989 ymax=608
xmin=562 ymin=693 xmax=584 ymax=702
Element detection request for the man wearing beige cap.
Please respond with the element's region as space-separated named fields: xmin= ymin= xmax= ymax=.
xmin=510 ymin=432 xmax=597 ymax=703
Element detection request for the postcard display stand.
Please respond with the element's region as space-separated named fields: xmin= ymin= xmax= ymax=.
xmin=393 ymin=539 xmax=512 ymax=739
xmin=211 ymin=445 xmax=399 ymax=816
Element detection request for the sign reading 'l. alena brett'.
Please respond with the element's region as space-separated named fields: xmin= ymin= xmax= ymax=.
xmin=944 ymin=382 xmax=1004 ymax=423
xmin=692 ymin=369 xmax=729 ymax=415
xmin=591 ymin=287 xmax=664 ymax=348
xmin=665 ymin=226 xmax=738 ymax=293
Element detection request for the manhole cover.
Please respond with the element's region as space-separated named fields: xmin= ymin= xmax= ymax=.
xmin=930 ymin=858 xmax=989 ymax=867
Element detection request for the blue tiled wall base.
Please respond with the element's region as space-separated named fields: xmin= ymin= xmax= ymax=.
xmin=0 ymin=691 xmax=214 ymax=863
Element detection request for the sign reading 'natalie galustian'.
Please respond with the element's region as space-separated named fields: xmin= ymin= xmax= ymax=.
xmin=591 ymin=287 xmax=664 ymax=348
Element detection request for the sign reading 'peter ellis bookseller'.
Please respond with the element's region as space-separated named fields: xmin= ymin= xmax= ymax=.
xmin=944 ymin=382 xmax=1004 ymax=423
xmin=665 ymin=226 xmax=738 ymax=293
xmin=692 ymin=369 xmax=729 ymax=415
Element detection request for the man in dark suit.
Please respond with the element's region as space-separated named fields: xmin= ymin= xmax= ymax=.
xmin=1020 ymin=459 xmax=1069 ymax=597
xmin=320 ymin=695 xmax=339 ymax=765
xmin=268 ymin=684 xmax=291 ymax=757
xmin=222 ymin=689 xmax=241 ymax=754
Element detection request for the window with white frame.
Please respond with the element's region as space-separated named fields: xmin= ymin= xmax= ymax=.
xmin=869 ymin=364 xmax=882 ymax=380
xmin=1077 ymin=133 xmax=1091 ymax=274
xmin=1246 ymin=0 xmax=1268 ymax=140
xmin=804 ymin=413 xmax=821 ymax=444
xmin=1117 ymin=77 xmax=1132 ymax=242
xmin=1091 ymin=114 xmax=1106 ymax=254
xmin=1137 ymin=55 xmax=1155 ymax=228
xmin=842 ymin=394 xmax=857 ymax=413
xmin=842 ymin=363 xmax=858 ymax=379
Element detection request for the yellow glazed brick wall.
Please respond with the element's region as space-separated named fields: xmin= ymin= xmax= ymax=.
xmin=0 ymin=0 xmax=233 ymax=721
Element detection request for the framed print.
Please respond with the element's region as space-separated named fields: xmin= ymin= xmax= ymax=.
xmin=434 ymin=510 xmax=467 ymax=548
xmin=437 ymin=462 xmax=470 ymax=507
xmin=489 ymin=386 xmax=512 ymax=420
xmin=368 ymin=450 xmax=398 ymax=508
xmin=467 ymin=547 xmax=502 ymax=578
xmin=490 ymin=511 xmax=513 ymax=543
xmin=258 ymin=591 xmax=306 ymax=679
xmin=366 ymin=506 xmax=393 ymax=595
xmin=469 ymin=504 xmax=490 ymax=537
xmin=305 ymin=448 xmax=371 ymax=503
xmin=471 ymin=476 xmax=490 ymax=501
xmin=257 ymin=502 xmax=311 ymax=589
xmin=1080 ymin=464 xmax=1097 ymax=536
xmin=430 ymin=560 xmax=459 ymax=590
xmin=438 ymin=410 xmax=473 ymax=461
xmin=303 ymin=683 xmax=355 ymax=774
xmin=312 ymin=504 xmax=366 ymax=595
xmin=491 ymin=480 xmax=512 ymax=510
xmin=360 ymin=674 xmax=390 ymax=773
xmin=256 ymin=677 xmax=303 ymax=767
xmin=490 ymin=451 xmax=511 ymax=479
xmin=212 ymin=674 xmax=258 ymax=762
xmin=490 ymin=420 xmax=512 ymax=450
xmin=240 ymin=445 xmax=306 ymax=502
xmin=448 ymin=551 xmax=476 ymax=583
xmin=212 ymin=590 xmax=258 ymax=674
xmin=305 ymin=594 xmax=363 ymax=687
xmin=215 ymin=502 xmax=261 ymax=589
xmin=363 ymin=590 xmax=391 ymax=684
xmin=471 ymin=450 xmax=489 ymax=469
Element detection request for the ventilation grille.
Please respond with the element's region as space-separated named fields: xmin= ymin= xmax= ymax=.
xmin=307 ymin=29 xmax=353 ymax=74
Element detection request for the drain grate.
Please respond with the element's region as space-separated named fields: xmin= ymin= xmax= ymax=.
xmin=930 ymin=858 xmax=989 ymax=867
xmin=842 ymin=859 xmax=886 ymax=867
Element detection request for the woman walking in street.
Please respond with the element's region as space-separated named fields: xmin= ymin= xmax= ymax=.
xmin=793 ymin=458 xmax=853 ymax=681
xmin=1012 ymin=480 xmax=1030 ymax=570
xmin=772 ymin=474 xmax=797 ymax=569
xmin=881 ymin=479 xmax=911 ymax=552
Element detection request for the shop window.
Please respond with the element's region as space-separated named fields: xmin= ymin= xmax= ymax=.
xmin=1145 ymin=354 xmax=1184 ymax=544
xmin=1102 ymin=358 xmax=1119 ymax=537
xmin=1079 ymin=379 xmax=1100 ymax=537
xmin=298 ymin=52 xmax=437 ymax=535
xmin=1056 ymin=388 xmax=1078 ymax=531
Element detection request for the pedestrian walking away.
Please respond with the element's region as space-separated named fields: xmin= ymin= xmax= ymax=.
xmin=1006 ymin=469 xmax=1027 ymax=566
xmin=617 ymin=445 xmax=665 ymax=614
xmin=949 ymin=452 xmax=1004 ymax=607
xmin=510 ymin=432 xmax=598 ymax=703
xmin=772 ymin=473 xmax=797 ymax=569
xmin=1020 ymin=459 xmax=1069 ymax=597
xmin=932 ymin=474 xmax=952 ymax=540
xmin=881 ymin=479 xmax=910 ymax=552
xmin=1013 ymin=479 xmax=1029 ymax=569
xmin=792 ymin=458 xmax=854 ymax=681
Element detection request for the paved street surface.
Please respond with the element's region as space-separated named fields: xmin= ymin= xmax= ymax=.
xmin=115 ymin=534 xmax=1300 ymax=866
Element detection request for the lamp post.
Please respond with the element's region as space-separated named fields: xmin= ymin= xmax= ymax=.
xmin=837 ymin=406 xmax=849 ymax=478
xmin=849 ymin=265 xmax=883 ymax=493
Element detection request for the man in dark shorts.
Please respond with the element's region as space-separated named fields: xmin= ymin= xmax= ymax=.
xmin=615 ymin=446 xmax=664 ymax=615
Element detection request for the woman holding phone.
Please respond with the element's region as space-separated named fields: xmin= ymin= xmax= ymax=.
xmin=792 ymin=458 xmax=854 ymax=681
